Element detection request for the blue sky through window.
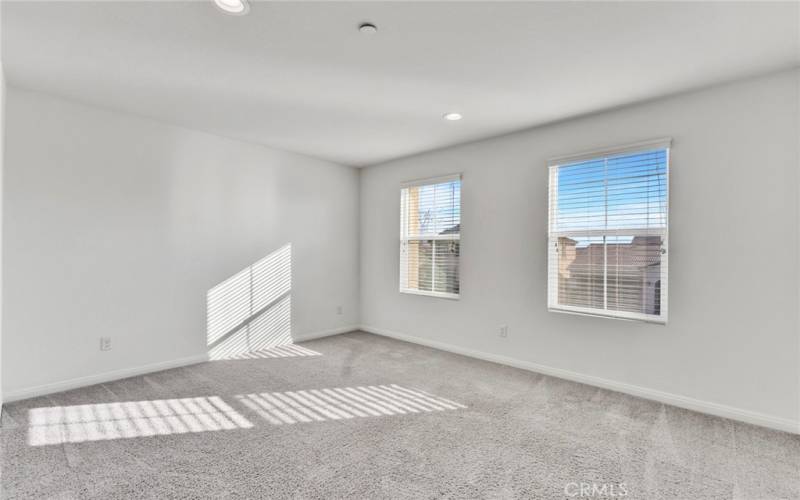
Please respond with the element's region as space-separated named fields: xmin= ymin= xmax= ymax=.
xmin=417 ymin=180 xmax=461 ymax=235
xmin=554 ymin=149 xmax=667 ymax=237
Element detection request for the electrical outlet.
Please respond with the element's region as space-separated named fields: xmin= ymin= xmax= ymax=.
xmin=100 ymin=337 xmax=112 ymax=351
xmin=336 ymin=305 xmax=343 ymax=315
xmin=499 ymin=325 xmax=508 ymax=338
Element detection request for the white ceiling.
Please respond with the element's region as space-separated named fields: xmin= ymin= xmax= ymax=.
xmin=3 ymin=1 xmax=798 ymax=166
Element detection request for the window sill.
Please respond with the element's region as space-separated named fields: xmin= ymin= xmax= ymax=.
xmin=548 ymin=305 xmax=666 ymax=324
xmin=400 ymin=288 xmax=460 ymax=300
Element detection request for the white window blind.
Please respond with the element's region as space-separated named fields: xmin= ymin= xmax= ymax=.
xmin=547 ymin=139 xmax=670 ymax=323
xmin=400 ymin=174 xmax=461 ymax=299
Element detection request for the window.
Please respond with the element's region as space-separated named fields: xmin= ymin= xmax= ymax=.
xmin=400 ymin=174 xmax=461 ymax=299
xmin=547 ymin=139 xmax=670 ymax=323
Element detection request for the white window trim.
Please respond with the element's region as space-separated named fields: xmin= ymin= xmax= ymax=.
xmin=400 ymin=173 xmax=461 ymax=189
xmin=549 ymin=303 xmax=667 ymax=324
xmin=399 ymin=173 xmax=462 ymax=299
xmin=399 ymin=288 xmax=461 ymax=300
xmin=547 ymin=137 xmax=673 ymax=167
xmin=547 ymin=139 xmax=671 ymax=324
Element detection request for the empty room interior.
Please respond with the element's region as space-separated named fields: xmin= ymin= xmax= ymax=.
xmin=0 ymin=1 xmax=799 ymax=498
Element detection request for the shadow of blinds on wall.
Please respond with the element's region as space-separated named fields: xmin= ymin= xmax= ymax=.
xmin=207 ymin=244 xmax=293 ymax=360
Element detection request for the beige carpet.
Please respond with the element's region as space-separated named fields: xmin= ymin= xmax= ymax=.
xmin=2 ymin=331 xmax=798 ymax=499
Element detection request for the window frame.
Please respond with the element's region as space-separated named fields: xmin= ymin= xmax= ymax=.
xmin=399 ymin=173 xmax=462 ymax=300
xmin=547 ymin=138 xmax=671 ymax=324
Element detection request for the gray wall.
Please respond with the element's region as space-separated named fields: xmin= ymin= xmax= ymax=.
xmin=360 ymin=69 xmax=800 ymax=430
xmin=3 ymin=88 xmax=360 ymax=398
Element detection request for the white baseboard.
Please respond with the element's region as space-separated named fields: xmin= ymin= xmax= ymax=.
xmin=3 ymin=353 xmax=210 ymax=403
xmin=293 ymin=325 xmax=359 ymax=342
xmin=3 ymin=325 xmax=360 ymax=404
xmin=359 ymin=324 xmax=800 ymax=435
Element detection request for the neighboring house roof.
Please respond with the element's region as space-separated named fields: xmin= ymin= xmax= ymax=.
xmin=565 ymin=235 xmax=662 ymax=271
xmin=439 ymin=224 xmax=461 ymax=235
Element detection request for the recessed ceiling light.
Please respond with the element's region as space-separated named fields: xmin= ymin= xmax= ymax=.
xmin=359 ymin=23 xmax=378 ymax=34
xmin=443 ymin=112 xmax=463 ymax=121
xmin=214 ymin=0 xmax=249 ymax=16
